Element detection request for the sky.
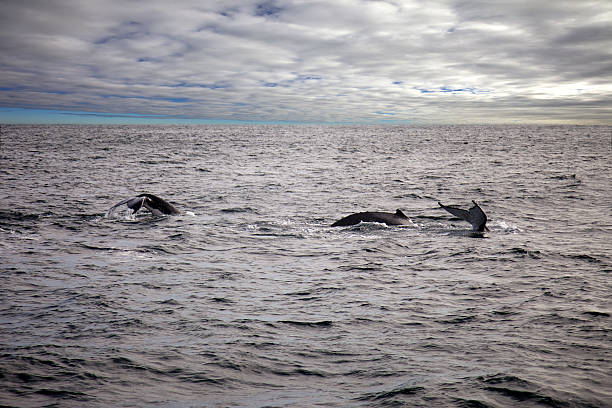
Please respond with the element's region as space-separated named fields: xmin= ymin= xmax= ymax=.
xmin=1 ymin=0 xmax=611 ymax=125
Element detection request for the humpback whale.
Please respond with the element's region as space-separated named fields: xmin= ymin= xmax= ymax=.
xmin=438 ymin=200 xmax=488 ymax=232
xmin=332 ymin=209 xmax=411 ymax=227
xmin=108 ymin=193 xmax=180 ymax=216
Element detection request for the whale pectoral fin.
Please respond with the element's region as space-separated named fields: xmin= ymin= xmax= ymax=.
xmin=438 ymin=202 xmax=470 ymax=221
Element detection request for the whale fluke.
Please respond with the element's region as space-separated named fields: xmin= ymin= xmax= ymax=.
xmin=108 ymin=193 xmax=180 ymax=216
xmin=438 ymin=200 xmax=488 ymax=231
xmin=332 ymin=209 xmax=411 ymax=227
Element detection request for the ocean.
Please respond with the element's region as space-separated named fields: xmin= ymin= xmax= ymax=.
xmin=0 ymin=124 xmax=610 ymax=407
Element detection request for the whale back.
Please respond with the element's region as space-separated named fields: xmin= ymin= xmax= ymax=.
xmin=332 ymin=210 xmax=411 ymax=226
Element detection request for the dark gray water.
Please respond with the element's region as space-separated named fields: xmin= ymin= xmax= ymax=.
xmin=1 ymin=124 xmax=610 ymax=407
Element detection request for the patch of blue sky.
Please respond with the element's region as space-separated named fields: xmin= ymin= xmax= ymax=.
xmin=95 ymin=32 xmax=139 ymax=45
xmin=165 ymin=82 xmax=231 ymax=89
xmin=255 ymin=1 xmax=283 ymax=17
xmin=95 ymin=21 xmax=146 ymax=45
xmin=102 ymin=94 xmax=191 ymax=103
xmin=417 ymin=87 xmax=491 ymax=94
xmin=260 ymin=74 xmax=322 ymax=88
xmin=440 ymin=86 xmax=470 ymax=93
xmin=165 ymin=97 xmax=190 ymax=103
xmin=137 ymin=57 xmax=163 ymax=63
xmin=292 ymin=74 xmax=322 ymax=82
xmin=219 ymin=8 xmax=238 ymax=18
xmin=0 ymin=87 xmax=69 ymax=95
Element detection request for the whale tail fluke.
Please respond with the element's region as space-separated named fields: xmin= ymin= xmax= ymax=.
xmin=438 ymin=200 xmax=488 ymax=232
xmin=108 ymin=196 xmax=147 ymax=214
xmin=437 ymin=201 xmax=469 ymax=221
xmin=469 ymin=200 xmax=489 ymax=232
xmin=107 ymin=193 xmax=180 ymax=216
xmin=126 ymin=196 xmax=147 ymax=214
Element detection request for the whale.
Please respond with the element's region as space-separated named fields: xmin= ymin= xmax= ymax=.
xmin=332 ymin=209 xmax=411 ymax=227
xmin=108 ymin=193 xmax=180 ymax=216
xmin=438 ymin=200 xmax=488 ymax=232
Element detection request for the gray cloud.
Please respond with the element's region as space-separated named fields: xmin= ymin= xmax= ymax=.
xmin=0 ymin=0 xmax=610 ymax=123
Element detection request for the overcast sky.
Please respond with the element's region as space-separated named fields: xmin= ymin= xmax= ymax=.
xmin=1 ymin=0 xmax=611 ymax=124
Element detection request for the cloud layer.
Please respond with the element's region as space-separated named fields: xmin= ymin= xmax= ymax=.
xmin=1 ymin=0 xmax=611 ymax=123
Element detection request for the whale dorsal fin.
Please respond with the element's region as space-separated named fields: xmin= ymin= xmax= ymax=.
xmin=395 ymin=209 xmax=408 ymax=219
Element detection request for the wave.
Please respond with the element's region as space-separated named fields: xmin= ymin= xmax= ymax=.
xmin=356 ymin=384 xmax=425 ymax=402
xmin=221 ymin=207 xmax=259 ymax=213
xmin=277 ymin=320 xmax=333 ymax=328
xmin=0 ymin=210 xmax=41 ymax=222
xmin=475 ymin=374 xmax=602 ymax=408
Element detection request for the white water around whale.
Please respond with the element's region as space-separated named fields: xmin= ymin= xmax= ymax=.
xmin=1 ymin=124 xmax=610 ymax=407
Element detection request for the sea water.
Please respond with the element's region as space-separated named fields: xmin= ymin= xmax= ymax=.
xmin=0 ymin=124 xmax=610 ymax=407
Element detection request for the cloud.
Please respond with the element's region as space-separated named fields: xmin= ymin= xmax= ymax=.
xmin=0 ymin=0 xmax=610 ymax=123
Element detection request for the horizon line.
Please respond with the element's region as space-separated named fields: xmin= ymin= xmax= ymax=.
xmin=0 ymin=107 xmax=609 ymax=126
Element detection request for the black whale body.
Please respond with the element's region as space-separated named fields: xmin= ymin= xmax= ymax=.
xmin=331 ymin=209 xmax=411 ymax=227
